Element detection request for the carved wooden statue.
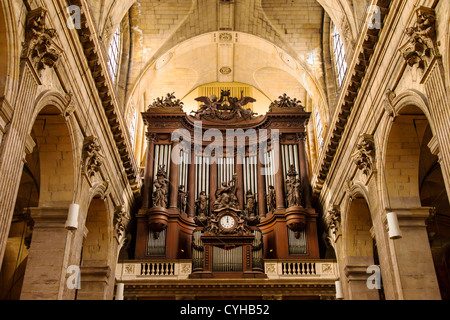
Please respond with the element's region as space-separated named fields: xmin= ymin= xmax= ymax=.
xmin=245 ymin=190 xmax=257 ymax=218
xmin=177 ymin=185 xmax=188 ymax=213
xmin=153 ymin=165 xmax=169 ymax=208
xmin=213 ymin=173 xmax=239 ymax=210
xmin=196 ymin=191 xmax=209 ymax=218
xmin=286 ymin=165 xmax=302 ymax=208
xmin=267 ymin=185 xmax=276 ymax=212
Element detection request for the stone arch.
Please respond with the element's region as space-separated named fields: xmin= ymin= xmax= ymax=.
xmin=340 ymin=193 xmax=382 ymax=300
xmin=30 ymin=91 xmax=77 ymax=206
xmin=13 ymin=92 xmax=79 ymax=300
xmin=381 ymin=94 xmax=434 ymax=209
xmin=76 ymin=193 xmax=116 ymax=300
xmin=379 ymin=97 xmax=444 ymax=299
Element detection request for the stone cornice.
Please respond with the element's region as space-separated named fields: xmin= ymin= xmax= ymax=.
xmin=311 ymin=0 xmax=392 ymax=196
xmin=66 ymin=0 xmax=141 ymax=196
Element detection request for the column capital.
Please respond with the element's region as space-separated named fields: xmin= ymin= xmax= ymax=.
xmin=27 ymin=206 xmax=69 ymax=227
xmin=384 ymin=207 xmax=432 ymax=228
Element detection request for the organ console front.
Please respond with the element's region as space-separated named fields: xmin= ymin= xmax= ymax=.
xmin=134 ymin=91 xmax=320 ymax=277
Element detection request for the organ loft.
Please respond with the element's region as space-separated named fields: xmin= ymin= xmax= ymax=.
xmin=125 ymin=90 xmax=334 ymax=298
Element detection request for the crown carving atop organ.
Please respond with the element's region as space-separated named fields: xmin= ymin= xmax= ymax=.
xmin=192 ymin=90 xmax=258 ymax=121
xmin=269 ymin=94 xmax=305 ymax=112
xmin=147 ymin=93 xmax=184 ymax=111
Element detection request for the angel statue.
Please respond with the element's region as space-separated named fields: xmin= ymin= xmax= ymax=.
xmin=191 ymin=95 xmax=220 ymax=119
xmin=230 ymin=92 xmax=257 ymax=120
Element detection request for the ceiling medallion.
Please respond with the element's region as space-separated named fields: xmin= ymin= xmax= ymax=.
xmin=219 ymin=66 xmax=232 ymax=75
xmin=218 ymin=32 xmax=233 ymax=42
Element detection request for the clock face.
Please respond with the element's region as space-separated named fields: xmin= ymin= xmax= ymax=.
xmin=219 ymin=215 xmax=236 ymax=230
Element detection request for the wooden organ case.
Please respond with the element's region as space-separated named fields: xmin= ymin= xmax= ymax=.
xmin=135 ymin=92 xmax=320 ymax=278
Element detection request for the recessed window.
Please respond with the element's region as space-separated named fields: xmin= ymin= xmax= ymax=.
xmin=332 ymin=25 xmax=347 ymax=88
xmin=315 ymin=108 xmax=324 ymax=151
xmin=108 ymin=27 xmax=121 ymax=84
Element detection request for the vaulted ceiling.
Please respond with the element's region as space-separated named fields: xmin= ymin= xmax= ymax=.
xmin=87 ymin=0 xmax=363 ymax=116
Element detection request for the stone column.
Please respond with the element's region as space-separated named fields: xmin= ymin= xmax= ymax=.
xmin=388 ymin=208 xmax=441 ymax=300
xmin=77 ymin=266 xmax=112 ymax=300
xmin=344 ymin=259 xmax=380 ymax=300
xmin=0 ymin=8 xmax=62 ymax=268
xmin=20 ymin=207 xmax=70 ymax=300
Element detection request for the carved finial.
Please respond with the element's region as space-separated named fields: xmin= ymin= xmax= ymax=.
xmin=269 ymin=94 xmax=305 ymax=111
xmin=147 ymin=93 xmax=184 ymax=110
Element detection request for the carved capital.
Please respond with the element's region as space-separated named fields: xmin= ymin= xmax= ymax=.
xmin=325 ymin=205 xmax=341 ymax=236
xmin=82 ymin=136 xmax=105 ymax=179
xmin=114 ymin=206 xmax=130 ymax=239
xmin=352 ymin=134 xmax=376 ymax=176
xmin=22 ymin=8 xmax=61 ymax=74
xmin=399 ymin=7 xmax=437 ymax=70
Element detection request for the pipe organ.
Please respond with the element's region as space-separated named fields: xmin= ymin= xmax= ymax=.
xmin=135 ymin=91 xmax=320 ymax=277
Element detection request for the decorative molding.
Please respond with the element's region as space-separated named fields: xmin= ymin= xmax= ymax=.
xmin=383 ymin=89 xmax=397 ymax=119
xmin=64 ymin=92 xmax=77 ymax=118
xmin=219 ymin=66 xmax=232 ymax=75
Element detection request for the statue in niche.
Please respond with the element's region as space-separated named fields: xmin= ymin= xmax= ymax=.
xmin=177 ymin=185 xmax=188 ymax=213
xmin=245 ymin=190 xmax=257 ymax=218
xmin=285 ymin=165 xmax=302 ymax=208
xmin=153 ymin=165 xmax=169 ymax=208
xmin=213 ymin=173 xmax=239 ymax=210
xmin=196 ymin=191 xmax=209 ymax=218
xmin=267 ymin=185 xmax=277 ymax=212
